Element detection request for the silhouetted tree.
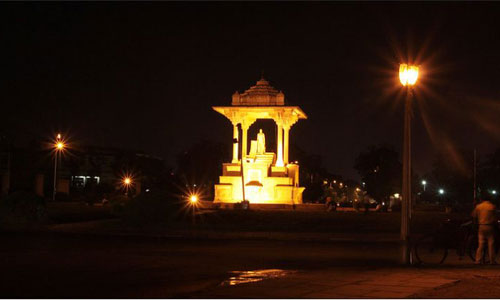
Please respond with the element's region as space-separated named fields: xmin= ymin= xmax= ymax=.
xmin=291 ymin=144 xmax=333 ymax=202
xmin=477 ymin=148 xmax=500 ymax=204
xmin=430 ymin=147 xmax=474 ymax=208
xmin=354 ymin=145 xmax=402 ymax=202
xmin=176 ymin=139 xmax=230 ymax=192
xmin=112 ymin=151 xmax=172 ymax=192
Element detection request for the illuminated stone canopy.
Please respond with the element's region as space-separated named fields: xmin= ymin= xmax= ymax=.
xmin=212 ymin=77 xmax=307 ymax=205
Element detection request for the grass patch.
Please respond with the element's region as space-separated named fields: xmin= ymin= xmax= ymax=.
xmin=184 ymin=210 xmax=466 ymax=234
xmin=116 ymin=208 xmax=469 ymax=235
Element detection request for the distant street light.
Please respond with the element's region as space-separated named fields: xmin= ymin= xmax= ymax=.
xmin=53 ymin=133 xmax=66 ymax=202
xmin=122 ymin=176 xmax=132 ymax=195
xmin=439 ymin=188 xmax=445 ymax=195
xmin=188 ymin=194 xmax=200 ymax=223
xmin=492 ymin=190 xmax=497 ymax=195
xmin=421 ymin=180 xmax=427 ymax=192
xmin=399 ymin=63 xmax=419 ymax=265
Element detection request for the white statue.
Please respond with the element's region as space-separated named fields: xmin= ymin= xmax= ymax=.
xmin=256 ymin=129 xmax=266 ymax=154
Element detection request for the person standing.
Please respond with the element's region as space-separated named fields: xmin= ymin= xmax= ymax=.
xmin=472 ymin=193 xmax=498 ymax=264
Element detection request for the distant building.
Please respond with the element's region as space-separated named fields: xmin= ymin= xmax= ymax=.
xmin=0 ymin=138 xmax=167 ymax=198
xmin=63 ymin=146 xmax=167 ymax=195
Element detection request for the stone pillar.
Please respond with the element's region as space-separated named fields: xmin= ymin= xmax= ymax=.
xmin=232 ymin=123 xmax=239 ymax=163
xmin=284 ymin=125 xmax=290 ymax=165
xmin=242 ymin=123 xmax=249 ymax=160
xmin=276 ymin=123 xmax=284 ymax=167
xmin=34 ymin=174 xmax=44 ymax=197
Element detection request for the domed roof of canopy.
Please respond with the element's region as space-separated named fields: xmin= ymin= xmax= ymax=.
xmin=232 ymin=77 xmax=285 ymax=106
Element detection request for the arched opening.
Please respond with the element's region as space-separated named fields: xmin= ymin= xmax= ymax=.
xmin=246 ymin=119 xmax=277 ymax=155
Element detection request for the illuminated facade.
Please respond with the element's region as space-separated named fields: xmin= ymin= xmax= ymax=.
xmin=213 ymin=77 xmax=307 ymax=205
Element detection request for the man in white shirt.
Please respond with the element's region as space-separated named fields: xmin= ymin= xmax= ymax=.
xmin=472 ymin=194 xmax=498 ymax=264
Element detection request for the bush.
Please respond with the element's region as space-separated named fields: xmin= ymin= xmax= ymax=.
xmin=109 ymin=194 xmax=129 ymax=214
xmin=120 ymin=191 xmax=183 ymax=226
xmin=0 ymin=191 xmax=47 ymax=228
xmin=391 ymin=202 xmax=401 ymax=212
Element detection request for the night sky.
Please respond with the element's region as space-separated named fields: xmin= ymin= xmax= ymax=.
xmin=3 ymin=3 xmax=500 ymax=180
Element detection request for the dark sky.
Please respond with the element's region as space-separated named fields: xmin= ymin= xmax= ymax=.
xmin=3 ymin=2 xmax=500 ymax=180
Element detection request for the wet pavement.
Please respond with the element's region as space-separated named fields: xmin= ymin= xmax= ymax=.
xmin=196 ymin=267 xmax=459 ymax=299
xmin=221 ymin=269 xmax=297 ymax=286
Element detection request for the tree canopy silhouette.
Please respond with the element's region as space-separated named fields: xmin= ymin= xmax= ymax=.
xmin=354 ymin=145 xmax=402 ymax=202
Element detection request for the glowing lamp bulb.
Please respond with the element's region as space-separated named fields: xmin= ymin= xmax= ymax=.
xmin=399 ymin=64 xmax=419 ymax=86
xmin=123 ymin=177 xmax=131 ymax=185
xmin=190 ymin=195 xmax=198 ymax=203
xmin=56 ymin=142 xmax=64 ymax=150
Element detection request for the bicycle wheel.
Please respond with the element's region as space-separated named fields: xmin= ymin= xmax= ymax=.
xmin=414 ymin=234 xmax=448 ymax=265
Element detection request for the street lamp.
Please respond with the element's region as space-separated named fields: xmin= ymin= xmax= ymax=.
xmin=53 ymin=134 xmax=66 ymax=202
xmin=438 ymin=188 xmax=445 ymax=195
xmin=122 ymin=176 xmax=132 ymax=195
xmin=421 ymin=180 xmax=427 ymax=192
xmin=187 ymin=193 xmax=200 ymax=224
xmin=399 ymin=63 xmax=419 ymax=265
xmin=399 ymin=64 xmax=419 ymax=86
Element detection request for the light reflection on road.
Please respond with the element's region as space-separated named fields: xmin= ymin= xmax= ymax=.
xmin=221 ymin=269 xmax=297 ymax=286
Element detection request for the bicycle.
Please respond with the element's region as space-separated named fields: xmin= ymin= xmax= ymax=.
xmin=413 ymin=218 xmax=487 ymax=265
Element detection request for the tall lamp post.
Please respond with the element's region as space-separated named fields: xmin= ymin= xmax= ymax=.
xmin=53 ymin=134 xmax=65 ymax=201
xmin=399 ymin=64 xmax=419 ymax=264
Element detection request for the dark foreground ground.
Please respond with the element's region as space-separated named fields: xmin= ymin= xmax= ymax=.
xmin=0 ymin=232 xmax=398 ymax=298
xmin=2 ymin=207 xmax=499 ymax=298
xmin=2 ymin=231 xmax=500 ymax=298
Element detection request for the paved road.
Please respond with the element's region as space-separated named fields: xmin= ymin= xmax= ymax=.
xmin=0 ymin=232 xmax=402 ymax=298
xmin=1 ymin=232 xmax=498 ymax=298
